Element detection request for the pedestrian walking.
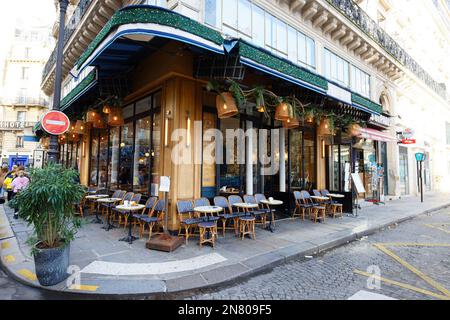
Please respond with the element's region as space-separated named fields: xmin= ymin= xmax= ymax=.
xmin=10 ymin=169 xmax=30 ymax=219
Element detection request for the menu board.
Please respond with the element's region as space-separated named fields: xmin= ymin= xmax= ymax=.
xmin=351 ymin=173 xmax=366 ymax=194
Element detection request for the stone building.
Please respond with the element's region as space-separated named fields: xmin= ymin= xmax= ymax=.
xmin=0 ymin=16 xmax=53 ymax=168
xmin=39 ymin=0 xmax=450 ymax=229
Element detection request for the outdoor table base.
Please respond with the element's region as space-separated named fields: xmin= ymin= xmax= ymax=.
xmin=260 ymin=200 xmax=283 ymax=233
xmin=102 ymin=213 xmax=116 ymax=231
xmin=119 ymin=213 xmax=139 ymax=244
xmin=91 ymin=208 xmax=103 ymax=224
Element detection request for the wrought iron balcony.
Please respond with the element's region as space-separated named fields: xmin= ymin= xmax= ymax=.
xmin=326 ymin=0 xmax=447 ymax=100
xmin=0 ymin=96 xmax=49 ymax=107
xmin=42 ymin=0 xmax=93 ymax=83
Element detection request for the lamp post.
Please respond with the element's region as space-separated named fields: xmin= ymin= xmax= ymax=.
xmin=47 ymin=0 xmax=69 ymax=164
xmin=415 ymin=152 xmax=427 ymax=203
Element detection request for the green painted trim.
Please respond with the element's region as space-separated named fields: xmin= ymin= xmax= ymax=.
xmin=352 ymin=92 xmax=382 ymax=114
xmin=239 ymin=41 xmax=328 ymax=91
xmin=77 ymin=6 xmax=224 ymax=68
xmin=60 ymin=69 xmax=96 ymax=109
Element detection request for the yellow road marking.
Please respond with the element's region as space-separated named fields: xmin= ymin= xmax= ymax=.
xmin=374 ymin=243 xmax=450 ymax=297
xmin=1 ymin=241 xmax=11 ymax=249
xmin=376 ymin=242 xmax=450 ymax=247
xmin=353 ymin=269 xmax=449 ymax=300
xmin=425 ymin=224 xmax=450 ymax=235
xmin=3 ymin=255 xmax=15 ymax=263
xmin=68 ymin=284 xmax=99 ymax=292
xmin=17 ymin=269 xmax=37 ymax=281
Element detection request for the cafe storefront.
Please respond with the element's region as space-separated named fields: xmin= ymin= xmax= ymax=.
xmin=44 ymin=5 xmax=385 ymax=230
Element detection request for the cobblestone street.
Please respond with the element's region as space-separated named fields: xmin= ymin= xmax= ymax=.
xmin=167 ymin=209 xmax=450 ymax=300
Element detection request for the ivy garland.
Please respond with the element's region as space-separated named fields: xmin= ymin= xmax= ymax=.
xmin=60 ymin=69 xmax=96 ymax=109
xmin=77 ymin=6 xmax=224 ymax=68
xmin=351 ymin=92 xmax=383 ymax=114
xmin=239 ymin=41 xmax=329 ymax=91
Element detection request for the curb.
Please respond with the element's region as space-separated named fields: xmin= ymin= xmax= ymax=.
xmin=1 ymin=202 xmax=450 ymax=298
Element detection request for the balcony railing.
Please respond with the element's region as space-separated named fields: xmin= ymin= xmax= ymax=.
xmin=326 ymin=0 xmax=447 ymax=100
xmin=42 ymin=0 xmax=93 ymax=82
xmin=0 ymin=96 xmax=49 ymax=106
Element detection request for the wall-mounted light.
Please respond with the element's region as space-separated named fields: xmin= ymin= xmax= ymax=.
xmin=186 ymin=111 xmax=191 ymax=148
xmin=321 ymin=139 xmax=325 ymax=159
xmin=164 ymin=110 xmax=172 ymax=147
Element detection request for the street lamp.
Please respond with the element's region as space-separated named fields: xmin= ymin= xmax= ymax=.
xmin=47 ymin=0 xmax=69 ymax=164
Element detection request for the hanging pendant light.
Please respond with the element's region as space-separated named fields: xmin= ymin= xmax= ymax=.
xmin=74 ymin=120 xmax=86 ymax=134
xmin=93 ymin=116 xmax=106 ymax=129
xmin=102 ymin=104 xmax=111 ymax=114
xmin=318 ymin=118 xmax=332 ymax=135
xmin=274 ymin=102 xmax=291 ymax=121
xmin=107 ymin=107 xmax=124 ymax=126
xmin=347 ymin=123 xmax=361 ymax=136
xmin=58 ymin=134 xmax=67 ymax=145
xmin=86 ymin=109 xmax=100 ymax=123
xmin=68 ymin=132 xmax=80 ymax=142
xmin=216 ymin=92 xmax=238 ymax=119
xmin=282 ymin=117 xmax=300 ymax=129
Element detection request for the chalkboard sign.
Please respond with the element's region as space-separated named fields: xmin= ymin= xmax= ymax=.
xmin=351 ymin=173 xmax=366 ymax=194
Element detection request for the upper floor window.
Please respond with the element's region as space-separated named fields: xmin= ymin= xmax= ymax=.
xmin=324 ymin=49 xmax=349 ymax=87
xmin=17 ymin=111 xmax=26 ymax=122
xmin=16 ymin=136 xmax=24 ymax=149
xmin=351 ymin=65 xmax=371 ymax=97
xmin=21 ymin=67 xmax=29 ymax=80
xmin=446 ymin=122 xmax=450 ymax=145
xmin=204 ymin=0 xmax=316 ymax=70
xmin=24 ymin=47 xmax=31 ymax=59
xmin=140 ymin=0 xmax=166 ymax=7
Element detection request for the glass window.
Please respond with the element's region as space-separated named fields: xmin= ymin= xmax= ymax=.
xmin=119 ymin=122 xmax=134 ymax=190
xmin=252 ymin=4 xmax=265 ymax=47
xmin=275 ymin=18 xmax=287 ymax=54
xmin=135 ymin=96 xmax=151 ymax=115
xmin=133 ymin=117 xmax=151 ymax=194
xmin=324 ymin=49 xmax=349 ymax=87
xmin=17 ymin=111 xmax=26 ymax=122
xmin=109 ymin=127 xmax=120 ymax=189
xmin=205 ymin=0 xmax=221 ymax=27
xmin=303 ymin=130 xmax=315 ymax=189
xmin=98 ymin=133 xmax=108 ymax=188
xmin=287 ymin=26 xmax=297 ymax=62
xmin=122 ymin=104 xmax=134 ymax=119
xmin=151 ymin=109 xmax=161 ymax=196
xmin=238 ymin=0 xmax=252 ymax=36
xmin=289 ymin=131 xmax=303 ymax=191
xmin=223 ymin=0 xmax=238 ymax=29
xmin=90 ymin=133 xmax=99 ymax=186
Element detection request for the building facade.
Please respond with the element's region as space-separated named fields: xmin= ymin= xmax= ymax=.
xmin=40 ymin=0 xmax=450 ymax=230
xmin=0 ymin=17 xmax=53 ymax=169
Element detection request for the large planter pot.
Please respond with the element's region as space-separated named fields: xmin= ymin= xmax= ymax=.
xmin=33 ymin=242 xmax=70 ymax=286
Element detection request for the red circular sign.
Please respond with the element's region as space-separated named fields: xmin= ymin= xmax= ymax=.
xmin=41 ymin=111 xmax=70 ymax=135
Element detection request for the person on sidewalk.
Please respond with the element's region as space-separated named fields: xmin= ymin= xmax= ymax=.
xmin=0 ymin=167 xmax=8 ymax=203
xmin=10 ymin=169 xmax=30 ymax=219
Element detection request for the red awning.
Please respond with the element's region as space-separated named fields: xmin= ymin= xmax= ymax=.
xmin=358 ymin=128 xmax=397 ymax=142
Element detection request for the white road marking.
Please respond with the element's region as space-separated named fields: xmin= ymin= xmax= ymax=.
xmin=80 ymin=253 xmax=227 ymax=276
xmin=348 ymin=290 xmax=397 ymax=300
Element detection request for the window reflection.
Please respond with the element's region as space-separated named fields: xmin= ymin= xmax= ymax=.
xmin=109 ymin=127 xmax=120 ymax=189
xmin=98 ymin=132 xmax=108 ymax=188
xmin=133 ymin=117 xmax=151 ymax=193
xmin=119 ymin=122 xmax=133 ymax=190
xmin=90 ymin=133 xmax=99 ymax=186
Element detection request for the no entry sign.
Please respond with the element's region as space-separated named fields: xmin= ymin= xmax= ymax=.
xmin=41 ymin=111 xmax=70 ymax=135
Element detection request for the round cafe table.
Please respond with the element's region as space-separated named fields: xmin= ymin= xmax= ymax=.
xmin=96 ymin=198 xmax=123 ymax=231
xmin=232 ymin=202 xmax=259 ymax=215
xmin=193 ymin=206 xmax=223 ymax=245
xmin=85 ymin=194 xmax=109 ymax=223
xmin=115 ymin=204 xmax=145 ymax=244
xmin=260 ymin=199 xmax=283 ymax=233
xmin=194 ymin=206 xmax=223 ymax=222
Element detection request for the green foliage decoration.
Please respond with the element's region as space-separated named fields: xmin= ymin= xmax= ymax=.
xmin=11 ymin=164 xmax=86 ymax=251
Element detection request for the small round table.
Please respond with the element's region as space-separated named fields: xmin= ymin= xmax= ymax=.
xmin=115 ymin=204 xmax=145 ymax=244
xmin=97 ymin=198 xmax=123 ymax=231
xmin=260 ymin=199 xmax=283 ymax=232
xmin=85 ymin=194 xmax=109 ymax=223
xmin=193 ymin=206 xmax=223 ymax=246
xmin=232 ymin=203 xmax=259 ymax=215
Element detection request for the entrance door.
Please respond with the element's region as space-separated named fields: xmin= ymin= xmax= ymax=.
xmin=399 ymin=146 xmax=409 ymax=195
xmin=9 ymin=155 xmax=28 ymax=169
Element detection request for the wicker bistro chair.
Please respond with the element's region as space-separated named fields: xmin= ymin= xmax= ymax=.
xmin=293 ymin=191 xmax=314 ymax=220
xmin=100 ymin=190 xmax=124 ymax=218
xmin=321 ymin=189 xmax=343 ymax=218
xmin=303 ymin=191 xmax=326 ymax=223
xmin=254 ymin=193 xmax=275 ymax=227
xmin=213 ymin=196 xmax=241 ymax=237
xmin=243 ymin=195 xmax=267 ymax=227
xmin=137 ymin=199 xmax=166 ymax=240
xmin=227 ymin=195 xmax=247 ymax=217
xmin=320 ymin=189 xmax=337 ymax=204
xmin=177 ymin=200 xmax=202 ymax=245
xmin=111 ymin=192 xmax=134 ymax=225
xmin=132 ymin=196 xmax=158 ymax=235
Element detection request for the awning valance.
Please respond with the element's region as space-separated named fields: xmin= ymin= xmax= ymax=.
xmin=74 ymin=5 xmax=225 ymax=77
xmin=60 ymin=68 xmax=97 ymax=111
xmin=358 ymin=127 xmax=397 ymax=142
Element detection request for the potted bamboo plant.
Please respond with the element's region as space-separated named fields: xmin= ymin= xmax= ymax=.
xmin=11 ymin=164 xmax=85 ymax=286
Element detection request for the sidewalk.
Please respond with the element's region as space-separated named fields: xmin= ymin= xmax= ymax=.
xmin=1 ymin=193 xmax=449 ymax=297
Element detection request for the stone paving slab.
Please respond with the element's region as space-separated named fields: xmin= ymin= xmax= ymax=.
xmin=1 ymin=192 xmax=450 ymax=296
